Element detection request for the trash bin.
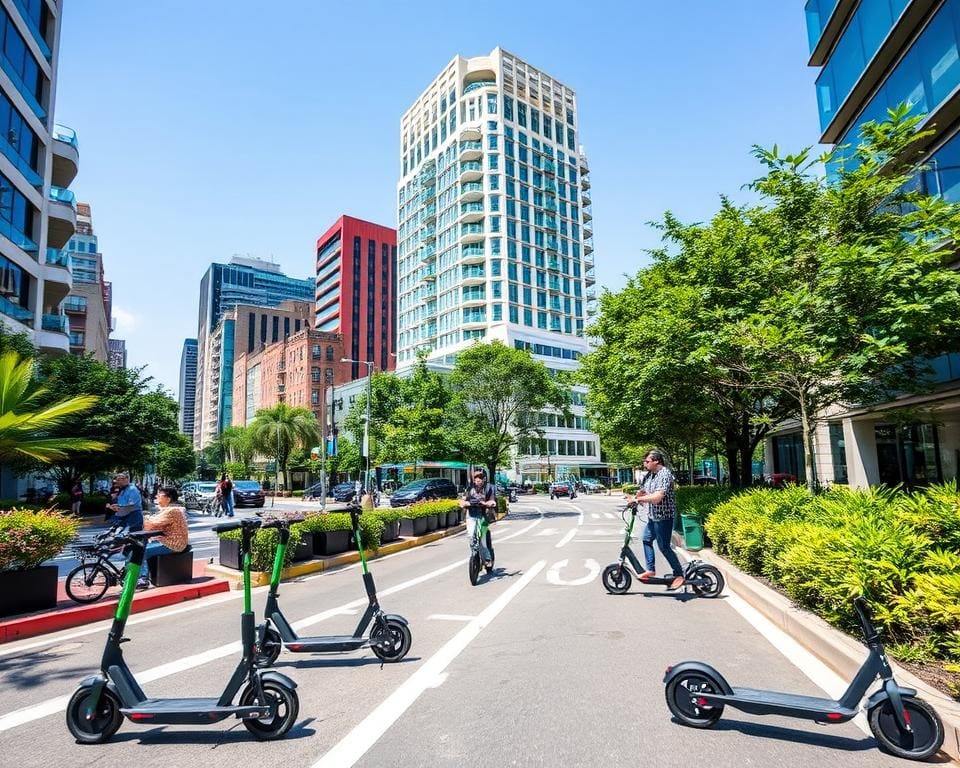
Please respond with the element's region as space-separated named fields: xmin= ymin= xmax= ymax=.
xmin=681 ymin=514 xmax=704 ymax=551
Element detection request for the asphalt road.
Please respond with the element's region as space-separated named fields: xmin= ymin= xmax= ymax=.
xmin=1 ymin=494 xmax=929 ymax=767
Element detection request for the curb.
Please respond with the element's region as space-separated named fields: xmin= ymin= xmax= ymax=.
xmin=695 ymin=547 xmax=960 ymax=763
xmin=208 ymin=521 xmax=472 ymax=588
xmin=0 ymin=578 xmax=230 ymax=644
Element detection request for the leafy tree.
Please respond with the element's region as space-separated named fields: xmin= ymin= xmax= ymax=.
xmin=448 ymin=341 xmax=568 ymax=480
xmin=219 ymin=425 xmax=255 ymax=474
xmin=343 ymin=371 xmax=405 ymax=465
xmin=249 ymin=403 xmax=320 ymax=491
xmin=155 ymin=432 xmax=196 ymax=482
xmin=327 ymin=433 xmax=360 ymax=483
xmin=383 ymin=354 xmax=453 ymax=472
xmin=0 ymin=324 xmax=37 ymax=360
xmin=0 ymin=351 xmax=106 ymax=464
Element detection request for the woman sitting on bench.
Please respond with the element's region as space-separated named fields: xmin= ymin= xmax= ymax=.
xmin=135 ymin=486 xmax=189 ymax=589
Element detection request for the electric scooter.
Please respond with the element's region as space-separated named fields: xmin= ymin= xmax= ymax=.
xmin=66 ymin=519 xmax=300 ymax=743
xmin=601 ymin=501 xmax=724 ymax=597
xmin=254 ymin=504 xmax=411 ymax=667
xmin=663 ymin=597 xmax=945 ymax=761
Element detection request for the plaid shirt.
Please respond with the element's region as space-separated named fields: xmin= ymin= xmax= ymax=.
xmin=641 ymin=467 xmax=677 ymax=521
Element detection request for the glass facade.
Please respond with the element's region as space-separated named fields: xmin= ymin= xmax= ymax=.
xmin=875 ymin=423 xmax=942 ymax=487
xmin=805 ymin=0 xmax=841 ymax=52
xmin=0 ymin=6 xmax=47 ymax=121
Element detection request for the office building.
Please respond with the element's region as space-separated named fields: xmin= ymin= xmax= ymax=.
xmin=315 ymin=215 xmax=396 ymax=379
xmin=0 ymin=1 xmax=79 ymax=355
xmin=62 ymin=202 xmax=110 ymax=361
xmin=777 ymin=0 xmax=960 ymax=488
xmin=179 ymin=338 xmax=197 ymax=436
xmin=395 ymin=47 xmax=601 ymax=482
xmin=193 ymin=257 xmax=314 ymax=449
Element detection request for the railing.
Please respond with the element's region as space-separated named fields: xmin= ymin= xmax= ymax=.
xmin=461 ymin=182 xmax=483 ymax=194
xmin=63 ymin=297 xmax=86 ymax=312
xmin=418 ymin=187 xmax=436 ymax=203
xmin=461 ymin=223 xmax=484 ymax=236
xmin=420 ymin=244 xmax=436 ymax=260
xmin=423 ymin=203 xmax=437 ymax=219
xmin=463 ymin=80 xmax=497 ymax=94
xmin=543 ymin=160 xmax=556 ymax=174
xmin=461 ymin=202 xmax=484 ymax=214
xmin=0 ymin=295 xmax=32 ymax=324
xmin=460 ymin=140 xmax=482 ymax=152
xmin=461 ymin=265 xmax=485 ymax=279
xmin=52 ymin=124 xmax=79 ymax=149
xmin=545 ymin=199 xmax=558 ymax=212
xmin=462 ymin=245 xmax=484 ymax=257
xmin=462 ymin=310 xmax=486 ymax=323
xmin=45 ymin=247 xmax=70 ymax=268
xmin=544 ymin=215 xmax=558 ymax=230
xmin=548 ymin=279 xmax=561 ymax=292
xmin=41 ymin=313 xmax=68 ymax=333
xmin=460 ymin=161 xmax=482 ymax=173
xmin=49 ymin=186 xmax=77 ymax=207
xmin=548 ymin=258 xmax=560 ymax=271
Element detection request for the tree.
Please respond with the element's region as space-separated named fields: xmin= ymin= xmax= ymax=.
xmin=0 ymin=351 xmax=106 ymax=464
xmin=448 ymin=341 xmax=568 ymax=480
xmin=383 ymin=354 xmax=453 ymax=472
xmin=327 ymin=434 xmax=360 ymax=483
xmin=0 ymin=323 xmax=37 ymax=360
xmin=219 ymin=425 xmax=255 ymax=474
xmin=249 ymin=403 xmax=320 ymax=491
xmin=343 ymin=371 xmax=405 ymax=465
xmin=30 ymin=355 xmax=179 ymax=489
xmin=155 ymin=433 xmax=196 ymax=482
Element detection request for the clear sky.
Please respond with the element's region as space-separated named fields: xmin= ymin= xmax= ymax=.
xmin=54 ymin=1 xmax=820 ymax=397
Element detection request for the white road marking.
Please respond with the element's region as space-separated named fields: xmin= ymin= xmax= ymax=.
xmin=555 ymin=529 xmax=577 ymax=549
xmin=536 ymin=528 xmax=560 ymax=536
xmin=546 ymin=558 xmax=601 ymax=586
xmin=427 ymin=614 xmax=476 ymax=622
xmin=591 ymin=513 xmax=600 ymax=519
xmin=311 ymin=560 xmax=547 ymax=768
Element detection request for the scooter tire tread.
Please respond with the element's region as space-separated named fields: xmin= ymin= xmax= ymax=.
xmin=66 ymin=685 xmax=123 ymax=744
xmin=868 ymin=695 xmax=944 ymax=761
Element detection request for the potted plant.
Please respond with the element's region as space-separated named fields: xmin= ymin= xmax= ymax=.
xmin=377 ymin=509 xmax=401 ymax=543
xmin=295 ymin=513 xmax=352 ymax=556
xmin=398 ymin=503 xmax=429 ymax=537
xmin=0 ymin=508 xmax=78 ymax=617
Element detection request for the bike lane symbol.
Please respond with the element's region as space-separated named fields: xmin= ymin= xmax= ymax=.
xmin=546 ymin=558 xmax=601 ymax=586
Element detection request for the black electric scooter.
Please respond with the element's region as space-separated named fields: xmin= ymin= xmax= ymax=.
xmin=601 ymin=501 xmax=724 ymax=597
xmin=66 ymin=519 xmax=300 ymax=743
xmin=663 ymin=597 xmax=945 ymax=761
xmin=254 ymin=505 xmax=411 ymax=667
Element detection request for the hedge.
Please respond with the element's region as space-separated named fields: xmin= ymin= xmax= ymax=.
xmin=0 ymin=508 xmax=79 ymax=571
xmin=705 ymin=483 xmax=960 ymax=697
xmin=294 ymin=511 xmax=384 ymax=552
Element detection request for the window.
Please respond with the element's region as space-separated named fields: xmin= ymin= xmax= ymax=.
xmin=503 ymin=95 xmax=513 ymax=120
xmin=518 ymin=102 xmax=527 ymax=127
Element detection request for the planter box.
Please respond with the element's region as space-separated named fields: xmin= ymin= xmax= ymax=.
xmin=292 ymin=536 xmax=314 ymax=561
xmin=446 ymin=510 xmax=459 ymax=527
xmin=424 ymin=513 xmax=438 ymax=532
xmin=399 ymin=516 xmax=428 ymax=537
xmin=435 ymin=510 xmax=448 ymax=529
xmin=380 ymin=519 xmax=400 ymax=544
xmin=0 ymin=565 xmax=59 ymax=617
xmin=219 ymin=538 xmax=241 ymax=570
xmin=312 ymin=529 xmax=351 ymax=556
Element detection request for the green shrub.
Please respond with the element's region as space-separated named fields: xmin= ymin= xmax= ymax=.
xmin=399 ymin=499 xmax=460 ymax=519
xmin=294 ymin=511 xmax=385 ymax=553
xmin=55 ymin=492 xmax=109 ymax=517
xmin=676 ymin=487 xmax=735 ymax=523
xmin=218 ymin=526 xmax=302 ymax=571
xmin=0 ymin=508 xmax=79 ymax=571
xmin=621 ymin=484 xmax=638 ymax=494
xmin=292 ymin=490 xmax=304 ymax=497
xmin=0 ymin=499 xmax=43 ymax=512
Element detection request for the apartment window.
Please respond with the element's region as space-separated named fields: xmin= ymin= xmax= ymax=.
xmin=312 ymin=343 xmax=321 ymax=359
xmin=531 ymin=108 xmax=540 ymax=134
xmin=260 ymin=314 xmax=267 ymax=345
xmin=248 ymin=312 xmax=256 ymax=352
xmin=503 ymin=94 xmax=513 ymax=120
xmin=284 ymin=317 xmax=290 ymax=338
xmin=312 ymin=367 xmax=321 ymax=383
xmin=311 ymin=390 xmax=320 ymax=406
xmin=518 ymin=102 xmax=527 ymax=127
xmin=272 ymin=316 xmax=279 ymax=343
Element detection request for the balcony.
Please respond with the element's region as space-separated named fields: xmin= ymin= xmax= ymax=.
xmin=460 ymin=201 xmax=484 ymax=223
xmin=584 ymin=221 xmax=593 ymax=238
xmin=460 ymin=140 xmax=482 ymax=161
xmin=422 ymin=322 xmax=438 ymax=340
xmin=51 ymin=124 xmax=80 ymax=189
xmin=424 ymin=300 xmax=438 ymax=317
xmin=63 ymin=296 xmax=87 ymax=314
xmin=461 ymin=181 xmax=483 ymax=201
xmin=542 ymin=159 xmax=556 ymax=175
xmin=459 ymin=161 xmax=482 ymax=183
xmin=583 ymin=236 xmax=594 ymax=254
xmin=579 ymin=153 xmax=589 ymax=173
xmin=582 ymin=189 xmax=592 ymax=206
xmin=586 ymin=300 xmax=598 ymax=317
xmin=460 ymin=222 xmax=484 ymax=243
xmin=47 ymin=187 xmax=77 ymax=249
xmin=422 ymin=203 xmax=437 ymax=222
xmin=461 ymin=244 xmax=485 ymax=263
xmin=545 ymin=236 xmax=559 ymax=253
xmin=421 ymin=263 xmax=437 ymax=281
xmin=549 ymin=299 xmax=562 ymax=312
xmin=548 ymin=278 xmax=561 ymax=292
xmin=543 ymin=215 xmax=558 ymax=230
xmin=462 ymin=309 xmax=486 ymax=326
xmin=586 ymin=288 xmax=597 ymax=301
xmin=581 ymin=174 xmax=590 ymax=191
xmin=544 ymin=180 xmax=557 ymax=194
xmin=459 ymin=124 xmax=482 ymax=142
xmin=550 ymin=318 xmax=562 ymax=332
xmin=461 ymin=265 xmax=485 ymax=284
xmin=422 ymin=283 xmax=437 ymax=298
xmin=43 ymin=248 xmax=72 ymax=305
xmin=582 ymin=204 xmax=592 ymax=222
xmin=417 ymin=160 xmax=436 ymax=184
xmin=0 ymin=217 xmax=38 ymax=255
xmin=585 ymin=268 xmax=596 ymax=287
xmin=547 ymin=257 xmax=561 ymax=271
xmin=419 ymin=243 xmax=436 ymax=263
xmin=418 ymin=186 xmax=436 ymax=204
xmin=544 ymin=198 xmax=558 ymax=213
xmin=41 ymin=313 xmax=69 ymax=334
xmin=420 ymin=224 xmax=436 ymax=242
xmin=463 ymin=79 xmax=497 ymax=95
xmin=0 ymin=294 xmax=33 ymax=326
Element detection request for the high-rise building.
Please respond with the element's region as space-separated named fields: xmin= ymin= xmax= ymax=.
xmin=196 ymin=297 xmax=313 ymax=449
xmin=62 ymin=203 xmax=111 ymax=361
xmin=781 ymin=0 xmax=960 ymax=488
xmin=0 ymin=2 xmax=79 ymax=356
xmin=315 ymin=215 xmax=396 ymax=380
xmin=395 ymin=47 xmax=601 ymax=482
xmin=179 ymin=338 xmax=197 ymax=436
xmin=108 ymin=338 xmax=127 ymax=369
xmin=193 ymin=257 xmax=314 ymax=449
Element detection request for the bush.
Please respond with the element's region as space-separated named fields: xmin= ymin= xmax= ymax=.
xmin=496 ymin=495 xmax=507 ymax=517
xmin=218 ymin=526 xmax=303 ymax=572
xmin=621 ymin=484 xmax=638 ymax=494
xmin=292 ymin=490 xmax=304 ymax=497
xmin=294 ymin=511 xmax=386 ymax=553
xmin=400 ymin=499 xmax=460 ymax=519
xmin=0 ymin=508 xmax=78 ymax=571
xmin=676 ymin=487 xmax=735 ymax=526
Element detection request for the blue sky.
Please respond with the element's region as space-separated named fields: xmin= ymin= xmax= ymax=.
xmin=55 ymin=1 xmax=820 ymax=397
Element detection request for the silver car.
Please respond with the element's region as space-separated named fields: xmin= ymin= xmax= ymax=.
xmin=182 ymin=481 xmax=219 ymax=510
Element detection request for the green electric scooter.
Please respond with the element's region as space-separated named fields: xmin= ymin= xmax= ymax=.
xmin=66 ymin=519 xmax=300 ymax=743
xmin=254 ymin=504 xmax=411 ymax=667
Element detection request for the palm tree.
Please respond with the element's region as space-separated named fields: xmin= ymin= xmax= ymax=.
xmin=0 ymin=351 xmax=107 ymax=463
xmin=249 ymin=404 xmax=319 ymax=491
xmin=220 ymin=425 xmax=255 ymax=473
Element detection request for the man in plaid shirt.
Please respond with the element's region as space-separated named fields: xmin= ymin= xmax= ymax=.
xmin=633 ymin=449 xmax=684 ymax=590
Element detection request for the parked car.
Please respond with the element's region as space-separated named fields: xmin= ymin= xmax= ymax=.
xmin=496 ymin=483 xmax=519 ymax=502
xmin=390 ymin=478 xmax=458 ymax=507
xmin=232 ymin=480 xmax=265 ymax=508
xmin=580 ymin=478 xmax=606 ymax=493
xmin=549 ymin=480 xmax=576 ymax=499
xmin=329 ymin=481 xmax=363 ymax=503
xmin=182 ymin=481 xmax=218 ymax=510
xmin=302 ymin=481 xmax=324 ymax=500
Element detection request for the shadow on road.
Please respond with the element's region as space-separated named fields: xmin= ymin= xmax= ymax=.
xmin=113 ymin=718 xmax=318 ymax=745
xmin=273 ymin=655 xmax=422 ymax=669
xmin=672 ymin=716 xmax=876 ymax=753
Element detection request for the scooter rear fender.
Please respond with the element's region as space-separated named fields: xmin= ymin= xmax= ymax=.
xmin=663 ymin=661 xmax=734 ymax=695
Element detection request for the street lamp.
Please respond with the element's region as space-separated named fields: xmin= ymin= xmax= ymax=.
xmin=342 ymin=358 xmax=375 ymax=499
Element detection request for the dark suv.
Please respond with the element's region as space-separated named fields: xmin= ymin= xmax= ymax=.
xmin=232 ymin=480 xmax=265 ymax=508
xmin=390 ymin=478 xmax=459 ymax=507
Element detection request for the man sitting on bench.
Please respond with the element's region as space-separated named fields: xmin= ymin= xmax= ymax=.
xmin=136 ymin=485 xmax=189 ymax=589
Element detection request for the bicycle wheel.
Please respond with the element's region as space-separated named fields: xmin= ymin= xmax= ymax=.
xmin=869 ymin=696 xmax=944 ymax=761
xmin=65 ymin=563 xmax=111 ymax=604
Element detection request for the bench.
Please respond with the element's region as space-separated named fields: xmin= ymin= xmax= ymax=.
xmin=146 ymin=545 xmax=193 ymax=587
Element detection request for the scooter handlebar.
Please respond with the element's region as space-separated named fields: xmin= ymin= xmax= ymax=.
xmin=212 ymin=518 xmax=263 ymax=534
xmin=853 ymin=597 xmax=880 ymax=642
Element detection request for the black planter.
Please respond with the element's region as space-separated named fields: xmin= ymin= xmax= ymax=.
xmin=435 ymin=510 xmax=448 ymax=529
xmin=219 ymin=538 xmax=241 ymax=570
xmin=313 ymin=529 xmax=351 ymax=556
xmin=0 ymin=565 xmax=58 ymax=617
xmin=399 ymin=516 xmax=428 ymax=537
xmin=447 ymin=510 xmax=460 ymax=527
xmin=292 ymin=536 xmax=314 ymax=562
xmin=380 ymin=519 xmax=400 ymax=544
xmin=424 ymin=513 xmax=438 ymax=532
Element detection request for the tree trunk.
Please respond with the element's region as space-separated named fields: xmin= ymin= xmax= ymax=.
xmin=799 ymin=394 xmax=817 ymax=494
xmin=724 ymin=437 xmax=740 ymax=489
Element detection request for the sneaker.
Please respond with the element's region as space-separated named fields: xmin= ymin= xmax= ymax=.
xmin=667 ymin=575 xmax=685 ymax=591
xmin=484 ymin=560 xmax=493 ymax=568
xmin=136 ymin=579 xmax=150 ymax=590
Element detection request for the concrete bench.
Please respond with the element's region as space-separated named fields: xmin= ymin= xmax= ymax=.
xmin=146 ymin=545 xmax=193 ymax=587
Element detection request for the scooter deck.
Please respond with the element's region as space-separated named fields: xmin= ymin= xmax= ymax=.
xmin=716 ymin=687 xmax=858 ymax=720
xmin=284 ymin=635 xmax=368 ymax=653
xmin=121 ymin=698 xmax=269 ymax=724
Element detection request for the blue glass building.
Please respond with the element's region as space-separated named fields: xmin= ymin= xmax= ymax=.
xmin=792 ymin=0 xmax=960 ymax=488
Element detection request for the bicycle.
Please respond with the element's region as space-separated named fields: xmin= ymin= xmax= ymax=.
xmin=65 ymin=526 xmax=128 ymax=604
xmin=204 ymin=496 xmax=224 ymax=516
xmin=467 ymin=504 xmax=496 ymax=586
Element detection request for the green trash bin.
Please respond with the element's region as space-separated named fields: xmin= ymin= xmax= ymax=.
xmin=681 ymin=514 xmax=704 ymax=551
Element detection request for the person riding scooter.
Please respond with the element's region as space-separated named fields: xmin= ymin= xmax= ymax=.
xmin=633 ymin=450 xmax=684 ymax=591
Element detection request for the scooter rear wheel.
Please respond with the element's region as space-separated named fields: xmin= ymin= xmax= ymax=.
xmin=371 ymin=619 xmax=412 ymax=662
xmin=691 ymin=565 xmax=725 ymax=598
xmin=665 ymin=671 xmax=724 ymax=728
xmin=468 ymin=551 xmax=481 ymax=585
xmin=254 ymin=627 xmax=283 ymax=668
xmin=66 ymin=685 xmax=123 ymax=744
xmin=869 ymin=695 xmax=944 ymax=761
xmin=240 ymin=679 xmax=300 ymax=740
xmin=602 ymin=564 xmax=631 ymax=594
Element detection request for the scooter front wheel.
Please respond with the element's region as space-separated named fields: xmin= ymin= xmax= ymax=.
xmin=240 ymin=679 xmax=300 ymax=740
xmin=869 ymin=695 xmax=944 ymax=761
xmin=372 ymin=619 xmax=412 ymax=662
xmin=468 ymin=551 xmax=481 ymax=585
xmin=602 ymin=564 xmax=631 ymax=594
xmin=254 ymin=627 xmax=283 ymax=668
xmin=691 ymin=565 xmax=725 ymax=598
xmin=665 ymin=671 xmax=724 ymax=728
xmin=66 ymin=685 xmax=123 ymax=744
